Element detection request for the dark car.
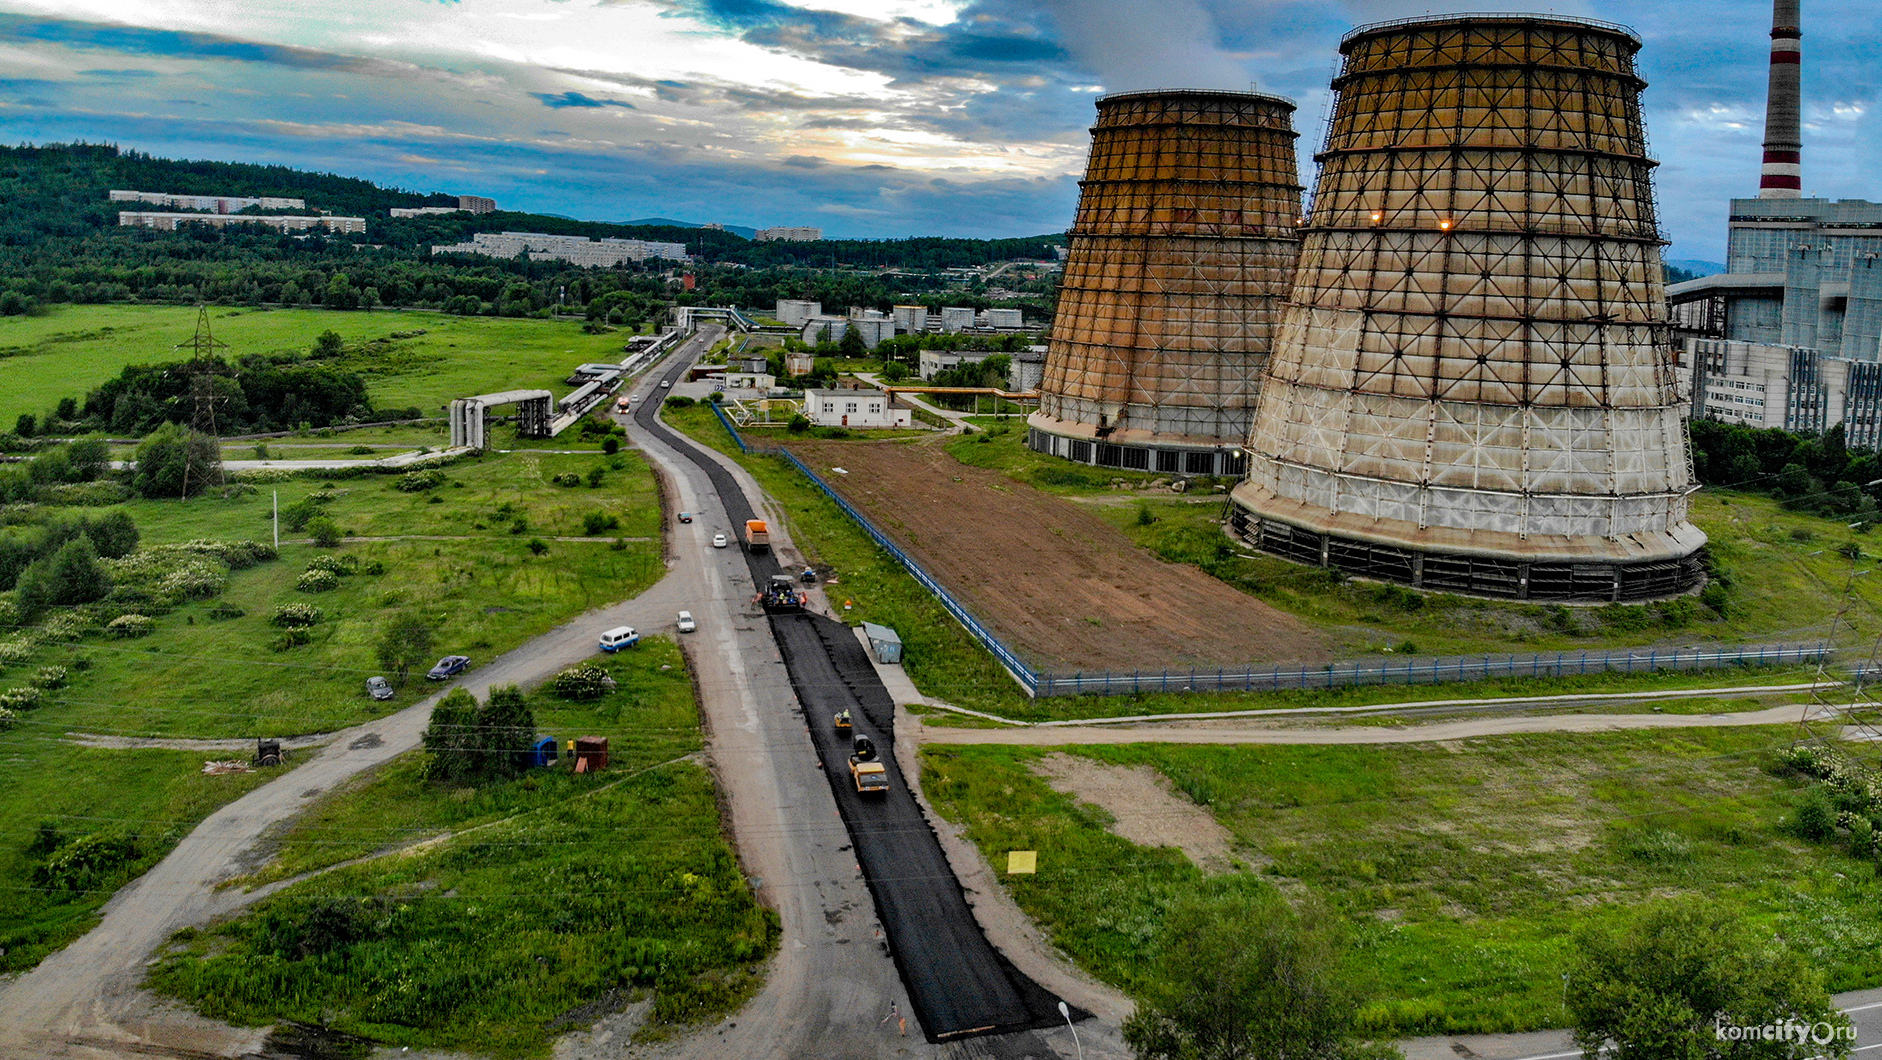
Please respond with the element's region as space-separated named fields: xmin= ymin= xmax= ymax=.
xmin=366 ymin=676 xmax=394 ymax=700
xmin=427 ymin=655 xmax=471 ymax=680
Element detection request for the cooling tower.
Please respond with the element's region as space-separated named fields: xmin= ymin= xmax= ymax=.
xmin=1029 ymin=89 xmax=1302 ymax=477
xmin=1230 ymin=14 xmax=1706 ymax=603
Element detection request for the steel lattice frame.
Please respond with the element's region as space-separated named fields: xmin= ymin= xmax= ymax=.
xmin=1031 ymin=90 xmax=1302 ymax=469
xmin=1231 ymin=15 xmax=1706 ymax=603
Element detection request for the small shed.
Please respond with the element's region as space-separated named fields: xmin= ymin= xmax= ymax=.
xmin=531 ymin=736 xmax=558 ymax=769
xmin=862 ymin=622 xmax=903 ymax=664
xmin=574 ymin=735 xmax=609 ymax=773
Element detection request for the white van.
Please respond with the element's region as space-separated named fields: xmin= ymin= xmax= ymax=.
xmin=598 ymin=626 xmax=640 ymax=652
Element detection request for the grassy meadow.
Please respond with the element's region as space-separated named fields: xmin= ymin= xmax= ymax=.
xmin=0 ymin=304 xmax=644 ymax=425
xmin=0 ymin=445 xmax=665 ymax=972
xmin=149 ymin=638 xmax=778 ymax=1056
xmin=922 ymin=727 xmax=1882 ymax=1036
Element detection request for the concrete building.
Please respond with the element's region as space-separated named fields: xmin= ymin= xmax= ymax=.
xmin=938 ymin=306 xmax=977 ymax=333
xmin=1233 ymin=15 xmax=1704 ymax=603
xmin=806 ymin=388 xmax=911 ymax=428
xmin=1010 ymin=346 xmax=1047 ymax=392
xmin=982 ymin=308 xmax=1024 ymax=329
xmin=757 ymin=226 xmax=822 ymax=242
xmin=118 ymin=212 xmax=364 ymax=234
xmin=892 ymin=305 xmax=929 ymax=333
xmin=718 ymin=371 xmax=777 ymax=391
xmin=776 ymin=300 xmax=822 ymax=326
xmin=918 ymin=349 xmax=996 ymax=380
xmin=389 ymin=207 xmax=461 ymax=218
xmin=1684 ymin=338 xmax=1882 ymax=449
xmin=784 ymin=351 xmax=816 ymax=377
xmin=110 ymin=190 xmax=304 ymax=212
xmin=458 ymin=195 xmax=497 ymax=214
xmin=431 ymin=231 xmax=686 ymax=266
xmin=802 ymin=316 xmax=890 ymax=348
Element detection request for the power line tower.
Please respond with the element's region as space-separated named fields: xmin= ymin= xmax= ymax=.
xmin=177 ymin=305 xmax=229 ymax=500
xmin=1798 ymin=557 xmax=1882 ymax=758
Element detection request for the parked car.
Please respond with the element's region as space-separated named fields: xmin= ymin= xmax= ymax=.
xmin=366 ymin=676 xmax=394 ymax=701
xmin=599 ymin=626 xmax=640 ymax=652
xmin=677 ymin=511 xmax=693 ymax=523
xmin=427 ymin=655 xmax=471 ymax=680
xmin=660 ymin=380 xmax=672 ymax=389
xmin=677 ymin=610 xmax=697 ymax=633
xmin=712 ymin=533 xmax=728 ymax=548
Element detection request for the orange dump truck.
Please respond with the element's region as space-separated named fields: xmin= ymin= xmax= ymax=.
xmin=745 ymin=519 xmax=770 ymax=551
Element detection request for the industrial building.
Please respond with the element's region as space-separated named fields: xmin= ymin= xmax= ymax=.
xmin=110 ymin=189 xmax=304 ymax=212
xmin=1030 ymin=89 xmax=1303 ymax=478
xmin=776 ymin=300 xmax=822 ymax=326
xmin=1231 ymin=14 xmax=1704 ymax=603
xmin=938 ymin=306 xmax=977 ymax=333
xmin=893 ymin=305 xmax=928 ymax=333
xmin=118 ymin=212 xmax=364 ymax=234
xmin=1009 ymin=346 xmax=1047 ymax=392
xmin=800 ymin=315 xmax=891 ymax=348
xmin=431 ymin=231 xmax=687 ymax=266
xmin=918 ymin=349 xmax=996 ymax=380
xmin=806 ymin=388 xmax=912 ymax=428
xmin=757 ymin=226 xmax=822 ymax=242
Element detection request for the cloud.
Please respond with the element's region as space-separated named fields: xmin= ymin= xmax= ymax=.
xmin=532 ymin=90 xmax=637 ymax=109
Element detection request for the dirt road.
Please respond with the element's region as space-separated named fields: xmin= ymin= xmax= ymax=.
xmin=783 ymin=438 xmax=1329 ymax=671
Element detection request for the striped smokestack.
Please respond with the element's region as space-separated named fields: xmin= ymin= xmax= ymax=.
xmin=1759 ymin=0 xmax=1802 ymax=198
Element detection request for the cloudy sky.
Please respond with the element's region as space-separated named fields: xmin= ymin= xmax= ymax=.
xmin=0 ymin=0 xmax=1875 ymax=259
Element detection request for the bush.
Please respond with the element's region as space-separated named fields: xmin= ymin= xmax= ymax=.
xmin=551 ymin=472 xmax=581 ymax=487
xmin=270 ymin=628 xmax=311 ymax=651
xmin=553 ymin=664 xmax=614 ymax=701
xmin=602 ymin=437 xmax=620 ymax=455
xmin=297 ymin=569 xmax=340 ymax=593
xmin=526 ymin=538 xmax=549 ymax=556
xmin=33 ymin=665 xmax=67 ymax=689
xmin=1792 ymin=787 xmax=1838 ymax=841
xmin=206 ymin=601 xmax=246 ymax=621
xmin=361 ymin=559 xmax=387 ymax=576
xmin=307 ymin=517 xmax=342 ymax=549
xmin=395 ymin=469 xmax=446 ymax=492
xmin=270 ymin=604 xmax=323 ymax=628
xmin=583 ymin=511 xmax=621 ymax=536
xmin=306 ymin=555 xmax=357 ymax=576
xmin=35 ymin=831 xmax=140 ymax=892
xmin=787 ymin=414 xmax=809 ymax=433
xmin=105 ymin=614 xmax=154 ymax=639
xmin=132 ymin=423 xmax=221 ymax=499
xmin=0 ymin=686 xmax=42 ymax=711
xmin=0 ymin=705 xmax=14 ymax=732
xmin=664 ymin=396 xmax=695 ymax=409
xmin=586 ymin=465 xmax=607 ymax=487
xmin=0 ymin=637 xmax=38 ymax=666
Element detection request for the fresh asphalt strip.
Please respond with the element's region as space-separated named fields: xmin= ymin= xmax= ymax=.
xmin=632 ymin=349 xmax=1078 ymax=1042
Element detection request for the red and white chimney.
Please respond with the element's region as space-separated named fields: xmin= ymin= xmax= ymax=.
xmin=1759 ymin=0 xmax=1803 ymax=198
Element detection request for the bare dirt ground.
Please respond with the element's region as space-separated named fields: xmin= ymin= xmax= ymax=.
xmin=1031 ymin=752 xmax=1236 ymax=871
xmin=785 ymin=439 xmax=1330 ymax=672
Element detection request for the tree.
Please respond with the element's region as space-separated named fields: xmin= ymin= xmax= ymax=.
xmin=1567 ymin=901 xmax=1851 ymax=1060
xmin=16 ymin=535 xmax=111 ymax=613
xmin=421 ymin=688 xmax=480 ymax=785
xmin=1123 ymin=892 xmax=1397 ymax=1060
xmin=132 ymin=423 xmax=221 ymax=499
xmin=838 ymin=325 xmax=867 ymax=358
xmin=882 ymin=361 xmax=910 ymax=383
xmin=375 ymin=612 xmax=435 ymax=686
xmin=481 ymin=685 xmax=536 ymax=778
xmin=14 ymin=413 xmax=34 ymax=437
xmin=313 ymin=330 xmax=345 ymax=357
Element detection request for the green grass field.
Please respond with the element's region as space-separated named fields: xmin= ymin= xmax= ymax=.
xmin=0 ymin=305 xmax=640 ymax=425
xmin=148 ymin=639 xmax=777 ymax=1056
xmin=0 ymin=445 xmax=665 ymax=973
xmin=922 ymin=728 xmax=1882 ymax=1036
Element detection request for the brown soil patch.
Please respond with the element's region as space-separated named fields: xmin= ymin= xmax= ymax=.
xmin=1032 ymin=752 xmax=1235 ymax=870
xmin=786 ymin=439 xmax=1329 ymax=671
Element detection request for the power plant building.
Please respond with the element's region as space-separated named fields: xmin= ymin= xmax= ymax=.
xmin=1230 ymin=14 xmax=1705 ymax=602
xmin=1030 ymin=89 xmax=1303 ymax=477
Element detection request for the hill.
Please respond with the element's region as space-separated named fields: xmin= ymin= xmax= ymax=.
xmin=623 ymin=217 xmax=760 ymax=240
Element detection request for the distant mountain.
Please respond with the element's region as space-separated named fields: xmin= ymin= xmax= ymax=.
xmin=1666 ymin=259 xmax=1727 ymax=277
xmin=621 ymin=217 xmax=758 ymax=240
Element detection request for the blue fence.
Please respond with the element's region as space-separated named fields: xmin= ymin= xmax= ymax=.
xmin=702 ymin=403 xmax=1837 ymax=698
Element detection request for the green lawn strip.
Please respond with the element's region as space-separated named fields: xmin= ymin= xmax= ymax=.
xmin=0 ymin=305 xmax=634 ymax=425
xmin=241 ymin=638 xmax=698 ymax=886
xmin=921 ymin=727 xmax=1882 ymax=1036
xmin=147 ymin=637 xmax=775 ymax=1057
xmin=0 ymin=744 xmax=285 ymax=974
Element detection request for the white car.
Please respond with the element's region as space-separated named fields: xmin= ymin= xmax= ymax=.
xmin=712 ymin=533 xmax=728 ymax=548
xmin=677 ymin=610 xmax=696 ymax=633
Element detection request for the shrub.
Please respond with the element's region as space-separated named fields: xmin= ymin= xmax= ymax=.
xmin=0 ymin=637 xmax=35 ymax=666
xmin=35 ymin=831 xmax=140 ymax=891
xmin=41 ymin=612 xmax=93 ymax=641
xmin=787 ymin=414 xmax=809 ymax=433
xmin=1792 ymin=787 xmax=1838 ymax=841
xmin=361 ymin=559 xmax=387 ymax=576
xmin=306 ymin=555 xmax=357 ymax=576
xmin=297 ymin=569 xmax=340 ymax=593
xmin=307 ymin=517 xmax=342 ymax=549
xmin=271 ymin=604 xmax=323 ymax=628
xmin=206 ymin=602 xmax=245 ymax=621
xmin=33 ymin=665 xmax=67 ymax=689
xmin=509 ymin=518 xmax=528 ymax=535
xmin=664 ymin=396 xmax=695 ymax=409
xmin=105 ymin=614 xmax=154 ymax=639
xmin=156 ymin=561 xmax=226 ymax=602
xmin=583 ymin=511 xmax=621 ymax=536
xmin=586 ymin=465 xmax=607 ymax=487
xmin=271 ymin=629 xmax=311 ymax=651
xmin=553 ymin=664 xmax=613 ymax=701
xmin=0 ymin=705 xmax=14 ymax=732
xmin=395 ymin=469 xmax=446 ymax=492
xmin=551 ymin=472 xmax=582 ymax=487
xmin=602 ymin=437 xmax=620 ymax=455
xmin=526 ymin=538 xmax=549 ymax=556
xmin=0 ymin=686 xmax=42 ymax=711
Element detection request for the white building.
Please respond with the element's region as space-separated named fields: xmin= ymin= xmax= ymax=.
xmin=801 ymin=316 xmax=891 ymax=349
xmin=718 ymin=372 xmax=776 ymax=391
xmin=110 ymin=189 xmax=304 ymax=212
xmin=784 ymin=351 xmax=816 ymax=377
xmin=918 ymin=349 xmax=995 ymax=380
xmin=1681 ymin=337 xmax=1882 ymax=450
xmin=431 ymin=231 xmax=686 ymax=266
xmin=982 ymin=308 xmax=1024 ymax=329
xmin=118 ymin=212 xmax=363 ymax=234
xmin=893 ymin=305 xmax=928 ymax=333
xmin=390 ymin=207 xmax=463 ymax=218
xmin=1010 ymin=346 xmax=1047 ymax=391
xmin=807 ymin=388 xmax=911 ymax=428
xmin=939 ymin=306 xmax=976 ymax=333
xmin=775 ymin=299 xmax=822 ymax=326
xmin=756 ymin=226 xmax=822 ymax=242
